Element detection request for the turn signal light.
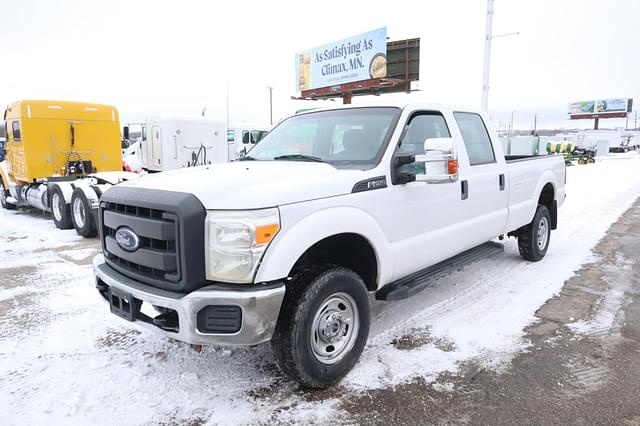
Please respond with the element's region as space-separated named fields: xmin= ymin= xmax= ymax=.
xmin=255 ymin=224 xmax=280 ymax=245
xmin=448 ymin=160 xmax=458 ymax=175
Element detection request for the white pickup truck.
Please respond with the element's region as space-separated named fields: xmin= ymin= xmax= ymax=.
xmin=93 ymin=102 xmax=566 ymax=388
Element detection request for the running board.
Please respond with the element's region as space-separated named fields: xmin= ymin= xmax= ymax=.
xmin=375 ymin=242 xmax=504 ymax=301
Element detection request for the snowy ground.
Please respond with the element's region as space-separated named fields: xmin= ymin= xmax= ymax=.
xmin=1 ymin=152 xmax=640 ymax=425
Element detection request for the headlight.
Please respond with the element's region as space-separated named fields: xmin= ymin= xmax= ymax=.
xmin=205 ymin=208 xmax=280 ymax=283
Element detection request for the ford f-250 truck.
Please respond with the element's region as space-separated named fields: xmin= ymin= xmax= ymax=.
xmin=93 ymin=102 xmax=566 ymax=388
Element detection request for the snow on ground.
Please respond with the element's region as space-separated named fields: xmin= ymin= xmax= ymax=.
xmin=1 ymin=152 xmax=639 ymax=425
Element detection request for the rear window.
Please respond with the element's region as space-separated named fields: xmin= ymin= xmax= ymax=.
xmin=454 ymin=112 xmax=495 ymax=165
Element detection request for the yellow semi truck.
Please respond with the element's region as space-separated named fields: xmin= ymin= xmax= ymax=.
xmin=0 ymin=100 xmax=137 ymax=236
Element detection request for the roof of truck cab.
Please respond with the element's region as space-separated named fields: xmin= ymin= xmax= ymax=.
xmin=292 ymin=101 xmax=484 ymax=117
xmin=4 ymin=100 xmax=119 ymax=122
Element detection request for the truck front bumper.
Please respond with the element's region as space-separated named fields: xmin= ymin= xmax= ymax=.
xmin=93 ymin=255 xmax=286 ymax=346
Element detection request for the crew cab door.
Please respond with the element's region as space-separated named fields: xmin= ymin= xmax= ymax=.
xmin=382 ymin=110 xmax=472 ymax=280
xmin=452 ymin=111 xmax=508 ymax=243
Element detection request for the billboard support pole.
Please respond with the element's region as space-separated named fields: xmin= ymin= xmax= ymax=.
xmin=594 ymin=117 xmax=599 ymax=130
xmin=343 ymin=92 xmax=353 ymax=105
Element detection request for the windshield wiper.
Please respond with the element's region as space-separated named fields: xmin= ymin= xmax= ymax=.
xmin=239 ymin=155 xmax=257 ymax=161
xmin=273 ymin=154 xmax=325 ymax=163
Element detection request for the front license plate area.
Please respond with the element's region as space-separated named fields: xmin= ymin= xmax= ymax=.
xmin=108 ymin=287 xmax=139 ymax=322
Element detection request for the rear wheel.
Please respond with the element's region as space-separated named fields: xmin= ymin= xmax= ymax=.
xmin=0 ymin=181 xmax=16 ymax=210
xmin=49 ymin=185 xmax=73 ymax=229
xmin=271 ymin=266 xmax=370 ymax=389
xmin=518 ymin=204 xmax=551 ymax=262
xmin=71 ymin=189 xmax=97 ymax=237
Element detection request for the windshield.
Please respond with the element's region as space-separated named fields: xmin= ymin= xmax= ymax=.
xmin=247 ymin=107 xmax=400 ymax=169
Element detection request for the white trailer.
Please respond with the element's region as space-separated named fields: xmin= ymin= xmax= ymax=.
xmin=132 ymin=115 xmax=228 ymax=172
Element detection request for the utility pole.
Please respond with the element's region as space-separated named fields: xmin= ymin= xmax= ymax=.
xmin=267 ymin=86 xmax=274 ymax=125
xmin=533 ymin=113 xmax=537 ymax=135
xmin=481 ymin=0 xmax=519 ymax=112
xmin=635 ymin=110 xmax=638 ymax=130
xmin=481 ymin=0 xmax=494 ymax=112
xmin=510 ymin=110 xmax=516 ymax=137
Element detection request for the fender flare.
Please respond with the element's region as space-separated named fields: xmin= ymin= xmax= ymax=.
xmin=49 ymin=181 xmax=74 ymax=204
xmin=527 ymin=170 xmax=558 ymax=225
xmin=73 ymin=183 xmax=100 ymax=210
xmin=254 ymin=206 xmax=392 ymax=288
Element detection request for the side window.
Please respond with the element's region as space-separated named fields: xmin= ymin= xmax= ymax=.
xmin=453 ymin=112 xmax=495 ymax=165
xmin=242 ymin=130 xmax=250 ymax=144
xmin=397 ymin=113 xmax=450 ymax=156
xmin=227 ymin=130 xmax=235 ymax=143
xmin=394 ymin=113 xmax=450 ymax=177
xmin=256 ymin=130 xmax=268 ymax=143
xmin=12 ymin=120 xmax=21 ymax=141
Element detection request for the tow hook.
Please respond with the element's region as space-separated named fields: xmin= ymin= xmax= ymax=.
xmin=152 ymin=311 xmax=179 ymax=332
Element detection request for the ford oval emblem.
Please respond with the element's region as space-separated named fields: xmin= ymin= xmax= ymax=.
xmin=115 ymin=227 xmax=140 ymax=252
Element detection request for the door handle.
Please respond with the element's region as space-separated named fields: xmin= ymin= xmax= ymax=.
xmin=499 ymin=174 xmax=505 ymax=191
xmin=461 ymin=180 xmax=468 ymax=200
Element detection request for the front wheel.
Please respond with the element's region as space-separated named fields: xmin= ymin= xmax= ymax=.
xmin=518 ymin=204 xmax=551 ymax=262
xmin=271 ymin=266 xmax=370 ymax=389
xmin=0 ymin=181 xmax=16 ymax=210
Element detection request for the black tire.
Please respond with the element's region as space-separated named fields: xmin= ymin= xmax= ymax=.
xmin=518 ymin=204 xmax=551 ymax=262
xmin=271 ymin=266 xmax=370 ymax=389
xmin=48 ymin=185 xmax=73 ymax=229
xmin=71 ymin=189 xmax=97 ymax=237
xmin=0 ymin=181 xmax=16 ymax=210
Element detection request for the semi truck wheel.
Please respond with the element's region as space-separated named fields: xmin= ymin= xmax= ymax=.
xmin=517 ymin=204 xmax=551 ymax=262
xmin=71 ymin=189 xmax=97 ymax=238
xmin=49 ymin=185 xmax=73 ymax=230
xmin=0 ymin=181 xmax=16 ymax=210
xmin=271 ymin=266 xmax=370 ymax=389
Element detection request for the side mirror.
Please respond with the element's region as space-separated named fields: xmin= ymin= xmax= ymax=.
xmin=123 ymin=125 xmax=130 ymax=140
xmin=414 ymin=137 xmax=458 ymax=183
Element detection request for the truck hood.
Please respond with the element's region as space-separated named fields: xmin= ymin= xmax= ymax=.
xmin=120 ymin=161 xmax=366 ymax=209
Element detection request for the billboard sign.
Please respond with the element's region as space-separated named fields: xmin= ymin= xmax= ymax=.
xmin=568 ymin=98 xmax=632 ymax=117
xmin=295 ymin=27 xmax=387 ymax=92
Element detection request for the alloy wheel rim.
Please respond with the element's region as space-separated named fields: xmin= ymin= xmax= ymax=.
xmin=310 ymin=292 xmax=359 ymax=365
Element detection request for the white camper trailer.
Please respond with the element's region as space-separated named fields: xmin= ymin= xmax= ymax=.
xmin=123 ymin=115 xmax=227 ymax=173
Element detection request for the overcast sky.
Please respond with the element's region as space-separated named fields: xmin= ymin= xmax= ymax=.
xmin=1 ymin=0 xmax=638 ymax=130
